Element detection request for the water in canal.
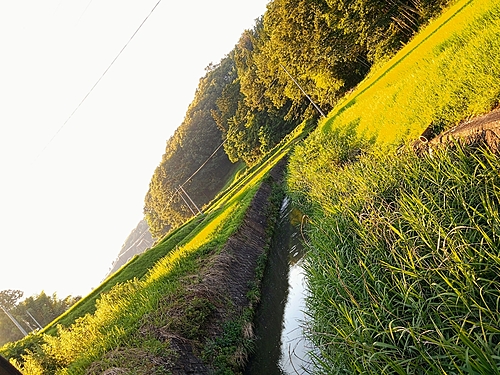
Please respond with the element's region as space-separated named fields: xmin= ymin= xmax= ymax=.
xmin=245 ymin=197 xmax=313 ymax=375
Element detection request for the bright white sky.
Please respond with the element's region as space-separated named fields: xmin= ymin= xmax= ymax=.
xmin=0 ymin=0 xmax=269 ymax=300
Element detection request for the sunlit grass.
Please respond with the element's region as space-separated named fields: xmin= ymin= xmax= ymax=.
xmin=145 ymin=202 xmax=239 ymax=283
xmin=2 ymin=109 xmax=294 ymax=373
xmin=39 ymin=214 xmax=206 ymax=334
xmin=3 ymin=181 xmax=259 ymax=374
xmin=322 ymin=0 xmax=500 ymax=146
xmin=287 ymin=0 xmax=500 ymax=372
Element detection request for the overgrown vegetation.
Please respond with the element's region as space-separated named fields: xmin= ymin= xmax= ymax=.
xmin=1 ymin=123 xmax=300 ymax=373
xmin=290 ymin=137 xmax=500 ymax=373
xmin=287 ymin=0 xmax=500 ymax=372
xmin=2 ymin=194 xmax=254 ymax=374
xmin=4 ymin=0 xmax=500 ymax=373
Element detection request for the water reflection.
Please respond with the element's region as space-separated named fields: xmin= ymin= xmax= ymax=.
xmin=280 ymin=256 xmax=310 ymax=374
xmin=245 ymin=198 xmax=312 ymax=375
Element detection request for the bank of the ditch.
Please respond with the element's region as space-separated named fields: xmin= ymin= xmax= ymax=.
xmin=127 ymin=158 xmax=288 ymax=374
xmin=288 ymin=110 xmax=500 ymax=374
xmin=1 ymin=159 xmax=288 ymax=375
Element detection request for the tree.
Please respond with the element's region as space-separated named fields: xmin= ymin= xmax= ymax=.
xmin=0 ymin=290 xmax=23 ymax=310
xmin=144 ymin=57 xmax=236 ymax=237
xmin=0 ymin=291 xmax=80 ymax=346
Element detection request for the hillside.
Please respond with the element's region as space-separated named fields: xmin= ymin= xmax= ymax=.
xmin=2 ymin=0 xmax=500 ymax=373
xmin=143 ymin=0 xmax=453 ymax=240
xmin=105 ymin=220 xmax=155 ymax=278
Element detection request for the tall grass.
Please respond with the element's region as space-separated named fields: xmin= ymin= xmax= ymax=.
xmin=287 ymin=0 xmax=500 ymax=372
xmin=289 ymin=127 xmax=500 ymax=373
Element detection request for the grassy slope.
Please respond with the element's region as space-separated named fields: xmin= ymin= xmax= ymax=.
xmin=322 ymin=0 xmax=500 ymax=146
xmin=287 ymin=0 xmax=500 ymax=373
xmin=0 ymin=119 xmax=308 ymax=374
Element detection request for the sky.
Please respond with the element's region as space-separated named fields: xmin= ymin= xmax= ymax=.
xmin=0 ymin=0 xmax=269 ymax=300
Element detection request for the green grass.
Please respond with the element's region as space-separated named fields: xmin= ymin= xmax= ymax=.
xmin=321 ymin=0 xmax=500 ymax=146
xmin=203 ymin=118 xmax=313 ymax=213
xmin=287 ymin=0 xmax=500 ymax=372
xmin=290 ymin=142 xmax=500 ymax=374
xmin=5 ymin=193 xmax=255 ymax=374
xmin=0 ymin=114 xmax=307 ymax=374
xmin=41 ymin=214 xmax=206 ymax=333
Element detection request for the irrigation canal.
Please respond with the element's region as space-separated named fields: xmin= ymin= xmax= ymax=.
xmin=246 ymin=197 xmax=313 ymax=375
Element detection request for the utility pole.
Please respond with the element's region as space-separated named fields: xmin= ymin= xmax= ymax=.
xmin=0 ymin=304 xmax=28 ymax=337
xmin=279 ymin=63 xmax=326 ymax=118
xmin=26 ymin=310 xmax=43 ymax=330
xmin=179 ymin=185 xmax=203 ymax=215
xmin=177 ymin=187 xmax=196 ymax=216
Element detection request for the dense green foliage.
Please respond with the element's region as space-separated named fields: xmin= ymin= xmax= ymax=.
xmin=290 ymin=138 xmax=500 ymax=373
xmin=215 ymin=0 xmax=452 ymax=165
xmin=144 ymin=57 xmax=235 ymax=238
xmin=287 ymin=0 xmax=500 ymax=372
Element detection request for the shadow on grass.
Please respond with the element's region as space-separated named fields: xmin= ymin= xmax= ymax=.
xmin=323 ymin=0 xmax=474 ymax=134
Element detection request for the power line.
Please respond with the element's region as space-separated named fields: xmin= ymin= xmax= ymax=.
xmin=162 ymin=140 xmax=227 ymax=210
xmin=0 ymin=304 xmax=28 ymax=337
xmin=179 ymin=185 xmax=202 ymax=215
xmin=77 ymin=0 xmax=95 ymax=24
xmin=36 ymin=0 xmax=164 ymax=160
xmin=181 ymin=140 xmax=226 ymax=188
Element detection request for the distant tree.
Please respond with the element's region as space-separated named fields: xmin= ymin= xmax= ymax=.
xmin=20 ymin=292 xmax=80 ymax=329
xmin=0 ymin=290 xmax=23 ymax=310
xmin=230 ymin=0 xmax=451 ymax=115
xmin=0 ymin=291 xmax=80 ymax=346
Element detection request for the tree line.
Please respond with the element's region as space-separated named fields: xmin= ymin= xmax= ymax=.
xmin=0 ymin=290 xmax=80 ymax=346
xmin=144 ymin=0 xmax=451 ymax=238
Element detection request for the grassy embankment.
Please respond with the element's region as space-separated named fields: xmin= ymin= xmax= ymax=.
xmin=287 ymin=0 xmax=500 ymax=373
xmin=0 ymin=121 xmax=309 ymax=374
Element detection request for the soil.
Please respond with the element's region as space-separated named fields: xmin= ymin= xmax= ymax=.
xmin=165 ymin=159 xmax=286 ymax=374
